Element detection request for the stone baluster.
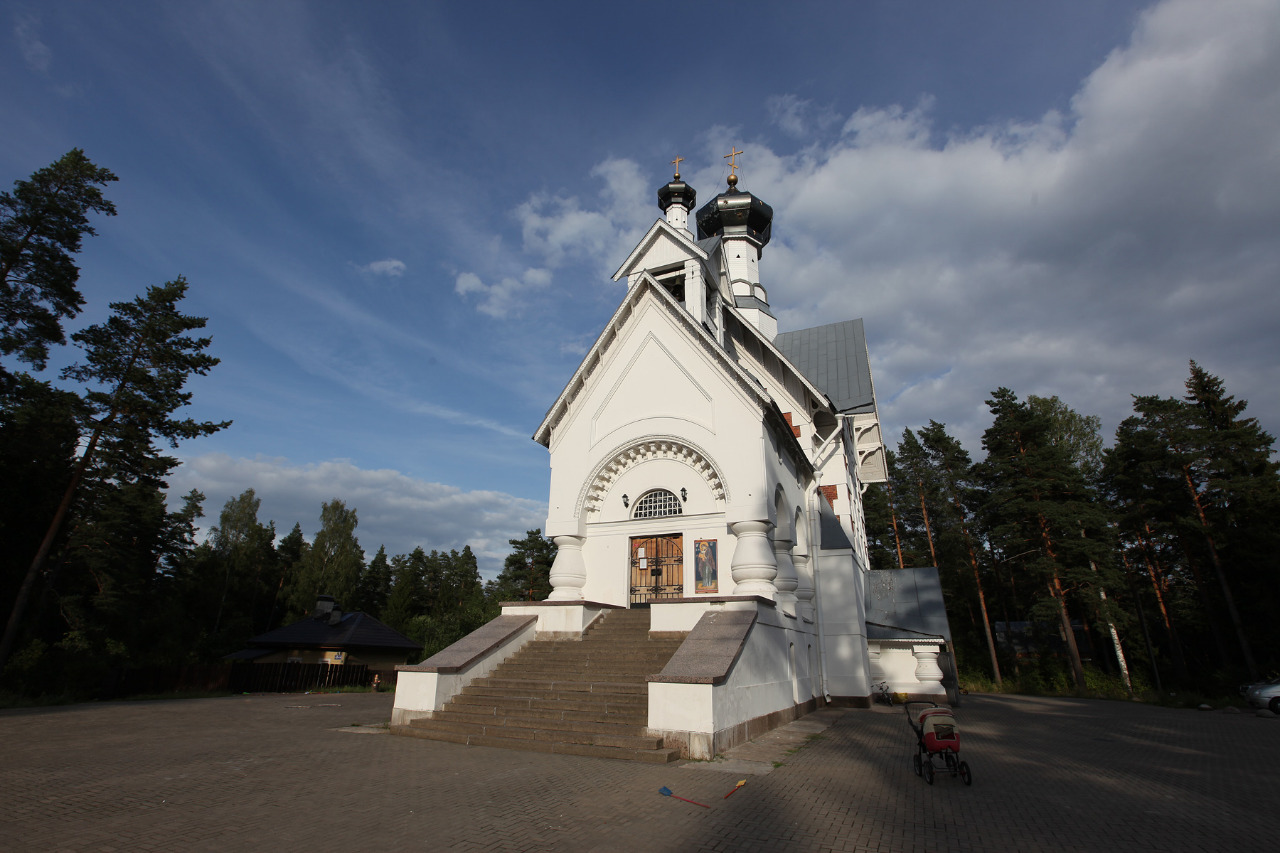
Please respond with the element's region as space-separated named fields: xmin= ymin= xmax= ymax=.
xmin=547 ymin=535 xmax=586 ymax=601
xmin=792 ymin=550 xmax=815 ymax=621
xmin=773 ymin=537 xmax=798 ymax=612
xmin=912 ymin=644 xmax=947 ymax=697
xmin=729 ymin=520 xmax=777 ymax=598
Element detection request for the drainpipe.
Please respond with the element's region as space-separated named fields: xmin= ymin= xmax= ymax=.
xmin=809 ymin=414 xmax=846 ymax=703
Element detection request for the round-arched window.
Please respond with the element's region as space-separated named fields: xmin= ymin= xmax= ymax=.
xmin=631 ymin=489 xmax=683 ymax=519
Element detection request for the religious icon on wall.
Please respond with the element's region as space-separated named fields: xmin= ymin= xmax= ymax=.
xmin=695 ymin=539 xmax=718 ymax=593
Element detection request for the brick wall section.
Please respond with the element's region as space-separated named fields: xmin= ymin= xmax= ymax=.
xmin=819 ymin=485 xmax=839 ymax=507
xmin=781 ymin=411 xmax=801 ymax=438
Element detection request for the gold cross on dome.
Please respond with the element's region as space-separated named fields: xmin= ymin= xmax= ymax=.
xmin=724 ymin=147 xmax=744 ymax=177
xmin=671 ymin=155 xmax=684 ymax=178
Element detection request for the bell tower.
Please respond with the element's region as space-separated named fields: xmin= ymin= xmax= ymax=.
xmin=695 ymin=148 xmax=777 ymax=339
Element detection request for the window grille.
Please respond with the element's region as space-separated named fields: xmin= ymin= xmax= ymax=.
xmin=632 ymin=489 xmax=683 ymax=519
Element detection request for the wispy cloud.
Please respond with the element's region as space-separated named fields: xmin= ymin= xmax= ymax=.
xmin=13 ymin=13 xmax=51 ymax=73
xmin=455 ymin=268 xmax=551 ymax=319
xmin=358 ymin=258 xmax=406 ymax=277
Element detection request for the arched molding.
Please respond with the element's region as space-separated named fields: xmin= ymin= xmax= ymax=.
xmin=577 ymin=436 xmax=729 ymax=518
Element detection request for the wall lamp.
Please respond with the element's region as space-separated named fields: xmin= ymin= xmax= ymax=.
xmin=680 ymin=487 xmax=687 ymax=502
xmin=622 ymin=494 xmax=629 ymax=508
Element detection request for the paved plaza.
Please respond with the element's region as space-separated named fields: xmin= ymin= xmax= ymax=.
xmin=2 ymin=691 xmax=1276 ymax=851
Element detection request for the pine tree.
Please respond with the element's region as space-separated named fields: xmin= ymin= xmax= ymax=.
xmin=917 ymin=420 xmax=1003 ymax=684
xmin=0 ymin=149 xmax=117 ymax=382
xmin=977 ymin=388 xmax=1112 ymax=690
xmin=0 ymin=277 xmax=229 ymax=673
xmin=485 ymin=530 xmax=556 ymax=603
xmin=354 ymin=545 xmax=392 ymax=617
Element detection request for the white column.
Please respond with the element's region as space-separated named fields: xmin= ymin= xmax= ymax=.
xmin=773 ymin=537 xmax=798 ymax=612
xmin=793 ymin=550 xmax=815 ymax=621
xmin=547 ymin=535 xmax=587 ymax=601
xmin=729 ymin=520 xmax=777 ymax=598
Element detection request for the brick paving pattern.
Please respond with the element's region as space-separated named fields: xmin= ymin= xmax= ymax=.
xmin=1 ymin=692 xmax=1276 ymax=851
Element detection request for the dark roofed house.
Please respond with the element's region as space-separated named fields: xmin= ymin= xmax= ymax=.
xmin=230 ymin=596 xmax=422 ymax=673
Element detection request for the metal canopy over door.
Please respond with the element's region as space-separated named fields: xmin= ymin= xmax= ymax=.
xmin=630 ymin=534 xmax=684 ymax=605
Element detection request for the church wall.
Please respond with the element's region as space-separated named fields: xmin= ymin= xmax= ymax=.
xmin=541 ymin=293 xmax=784 ymax=604
xmin=814 ymin=544 xmax=872 ymax=700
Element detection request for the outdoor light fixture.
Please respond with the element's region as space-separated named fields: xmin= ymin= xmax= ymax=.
xmin=622 ymin=494 xmax=629 ymax=508
xmin=680 ymin=487 xmax=687 ymax=502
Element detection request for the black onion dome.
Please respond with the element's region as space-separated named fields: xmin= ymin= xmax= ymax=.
xmin=657 ymin=178 xmax=696 ymax=214
xmin=695 ymin=186 xmax=773 ymax=247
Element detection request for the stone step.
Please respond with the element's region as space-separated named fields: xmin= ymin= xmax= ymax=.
xmin=391 ymin=724 xmax=680 ymax=763
xmin=477 ymin=678 xmax=646 ymax=695
xmin=390 ymin=610 xmax=684 ymax=763
xmin=486 ymin=666 xmax=660 ymax=681
xmin=496 ymin=661 xmax=671 ymax=675
xmin=408 ymin=717 xmax=663 ymax=750
xmin=460 ymin=676 xmax=645 ymax=696
xmin=451 ymin=693 xmax=646 ymax=714
xmin=439 ymin=702 xmax=645 ymax=724
xmin=433 ymin=707 xmax=649 ymax=734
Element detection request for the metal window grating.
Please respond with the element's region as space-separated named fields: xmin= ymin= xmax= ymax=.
xmin=632 ymin=489 xmax=683 ymax=519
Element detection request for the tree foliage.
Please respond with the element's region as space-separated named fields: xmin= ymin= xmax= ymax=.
xmin=861 ymin=364 xmax=1278 ymax=696
xmin=0 ymin=149 xmax=117 ymax=379
xmin=484 ymin=529 xmax=556 ymax=603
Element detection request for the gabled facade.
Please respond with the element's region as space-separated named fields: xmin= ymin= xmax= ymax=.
xmin=394 ymin=165 xmax=947 ymax=758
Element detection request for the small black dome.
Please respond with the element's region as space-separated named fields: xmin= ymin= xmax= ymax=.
xmin=658 ymin=178 xmax=696 ymax=214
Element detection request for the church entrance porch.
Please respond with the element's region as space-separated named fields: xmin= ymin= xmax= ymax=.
xmin=630 ymin=534 xmax=683 ymax=605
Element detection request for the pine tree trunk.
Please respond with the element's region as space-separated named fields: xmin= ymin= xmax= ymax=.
xmin=1136 ymin=527 xmax=1187 ymax=680
xmin=918 ymin=480 xmax=937 ymax=566
xmin=885 ymin=478 xmax=905 ymax=570
xmin=0 ymin=426 xmax=103 ymax=671
xmin=1181 ymin=465 xmax=1258 ymax=679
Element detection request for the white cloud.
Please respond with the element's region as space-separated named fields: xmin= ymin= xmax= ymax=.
xmin=13 ymin=13 xmax=51 ymax=73
xmin=359 ymin=258 xmax=406 ymax=277
xmin=493 ymin=0 xmax=1280 ymax=457
xmin=514 ymin=158 xmax=652 ymax=276
xmin=767 ymin=94 xmax=841 ymax=139
xmin=454 ymin=267 xmax=551 ymax=319
xmin=168 ymin=453 xmax=547 ymax=579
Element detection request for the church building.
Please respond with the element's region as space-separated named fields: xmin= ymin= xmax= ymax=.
xmin=393 ymin=156 xmax=950 ymax=761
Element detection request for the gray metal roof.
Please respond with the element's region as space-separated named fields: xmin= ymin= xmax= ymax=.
xmin=865 ymin=567 xmax=953 ymax=643
xmin=774 ymin=318 xmax=875 ymax=414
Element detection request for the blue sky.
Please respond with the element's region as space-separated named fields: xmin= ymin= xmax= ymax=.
xmin=5 ymin=0 xmax=1278 ymax=576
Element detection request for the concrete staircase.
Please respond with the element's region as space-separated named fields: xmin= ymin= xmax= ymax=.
xmin=392 ymin=609 xmax=685 ymax=763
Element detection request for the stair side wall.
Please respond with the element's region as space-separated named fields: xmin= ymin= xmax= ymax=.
xmin=392 ymin=618 xmax=538 ymax=726
xmin=648 ymin=604 xmax=822 ymax=759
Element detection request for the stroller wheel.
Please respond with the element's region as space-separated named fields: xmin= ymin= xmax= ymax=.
xmin=913 ymin=753 xmax=922 ymax=777
xmin=959 ymin=761 xmax=972 ymax=786
xmin=922 ymin=761 xmax=934 ymax=785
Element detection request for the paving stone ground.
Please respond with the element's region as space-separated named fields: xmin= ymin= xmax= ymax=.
xmin=1 ymin=691 xmax=1276 ymax=851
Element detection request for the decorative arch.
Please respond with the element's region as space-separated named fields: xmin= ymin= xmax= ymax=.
xmin=577 ymin=436 xmax=729 ymax=517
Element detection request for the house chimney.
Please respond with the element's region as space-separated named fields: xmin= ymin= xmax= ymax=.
xmin=313 ymin=595 xmax=336 ymax=619
xmin=328 ymin=604 xmax=343 ymax=626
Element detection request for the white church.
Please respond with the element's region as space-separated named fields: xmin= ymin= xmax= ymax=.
xmin=393 ymin=156 xmax=952 ymax=761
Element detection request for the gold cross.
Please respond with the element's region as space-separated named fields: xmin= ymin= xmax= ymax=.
xmin=671 ymin=155 xmax=684 ymax=178
xmin=724 ymin=147 xmax=744 ymax=177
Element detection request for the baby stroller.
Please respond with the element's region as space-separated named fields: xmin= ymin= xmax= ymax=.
xmin=906 ymin=702 xmax=972 ymax=785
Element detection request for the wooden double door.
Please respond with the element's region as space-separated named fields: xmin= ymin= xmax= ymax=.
xmin=629 ymin=534 xmax=684 ymax=606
